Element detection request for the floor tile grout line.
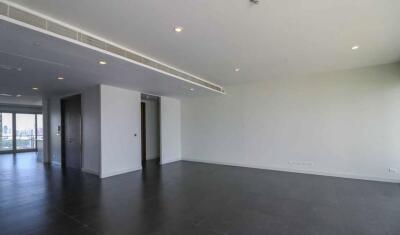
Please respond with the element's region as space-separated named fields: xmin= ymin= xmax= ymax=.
xmin=55 ymin=208 xmax=102 ymax=234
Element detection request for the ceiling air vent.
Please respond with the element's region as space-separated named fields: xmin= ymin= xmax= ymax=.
xmin=79 ymin=33 xmax=106 ymax=50
xmin=126 ymin=51 xmax=143 ymax=64
xmin=0 ymin=2 xmax=7 ymax=16
xmin=106 ymin=43 xmax=126 ymax=57
xmin=47 ymin=21 xmax=78 ymax=40
xmin=0 ymin=1 xmax=225 ymax=94
xmin=8 ymin=6 xmax=46 ymax=29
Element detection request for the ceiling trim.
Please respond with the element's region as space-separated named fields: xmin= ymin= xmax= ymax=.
xmin=0 ymin=104 xmax=42 ymax=113
xmin=0 ymin=0 xmax=225 ymax=94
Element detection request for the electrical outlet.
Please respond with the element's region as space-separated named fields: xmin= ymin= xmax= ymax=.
xmin=388 ymin=168 xmax=398 ymax=174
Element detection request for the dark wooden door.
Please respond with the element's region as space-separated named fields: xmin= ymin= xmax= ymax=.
xmin=141 ymin=102 xmax=146 ymax=167
xmin=62 ymin=95 xmax=82 ymax=169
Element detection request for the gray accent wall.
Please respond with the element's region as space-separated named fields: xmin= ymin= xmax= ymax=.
xmin=47 ymin=86 xmax=101 ymax=174
xmin=81 ymin=86 xmax=101 ymax=175
xmin=49 ymin=98 xmax=62 ymax=165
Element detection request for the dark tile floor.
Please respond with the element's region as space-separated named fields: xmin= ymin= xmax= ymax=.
xmin=1 ymin=153 xmax=400 ymax=235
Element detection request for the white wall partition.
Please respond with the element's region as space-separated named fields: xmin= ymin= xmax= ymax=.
xmin=100 ymin=85 xmax=141 ymax=178
xmin=46 ymin=85 xmax=183 ymax=177
xmin=160 ymin=97 xmax=181 ymax=164
xmin=181 ymin=63 xmax=400 ymax=182
xmin=47 ymin=85 xmax=141 ymax=177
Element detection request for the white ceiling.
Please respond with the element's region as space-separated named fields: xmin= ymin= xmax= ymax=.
xmin=0 ymin=19 xmax=221 ymax=103
xmin=5 ymin=0 xmax=400 ymax=85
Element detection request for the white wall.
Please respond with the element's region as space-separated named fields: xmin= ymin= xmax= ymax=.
xmin=182 ymin=63 xmax=400 ymax=182
xmin=81 ymin=86 xmax=101 ymax=175
xmin=100 ymin=85 xmax=141 ymax=178
xmin=142 ymin=99 xmax=160 ymax=160
xmin=160 ymin=97 xmax=181 ymax=164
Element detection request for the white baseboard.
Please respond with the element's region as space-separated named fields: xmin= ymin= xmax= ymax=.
xmin=161 ymin=157 xmax=181 ymax=165
xmin=51 ymin=161 xmax=61 ymax=166
xmin=183 ymin=157 xmax=400 ymax=183
xmin=100 ymin=166 xmax=142 ymax=179
xmin=82 ymin=168 xmax=99 ymax=176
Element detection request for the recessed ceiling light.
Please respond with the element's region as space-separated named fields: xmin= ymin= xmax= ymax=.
xmin=98 ymin=60 xmax=107 ymax=65
xmin=32 ymin=87 xmax=39 ymax=91
xmin=57 ymin=77 xmax=64 ymax=80
xmin=351 ymin=45 xmax=359 ymax=50
xmin=235 ymin=68 xmax=240 ymax=72
xmin=189 ymin=88 xmax=195 ymax=91
xmin=0 ymin=93 xmax=12 ymax=97
xmin=174 ymin=26 xmax=183 ymax=33
xmin=16 ymin=94 xmax=22 ymax=97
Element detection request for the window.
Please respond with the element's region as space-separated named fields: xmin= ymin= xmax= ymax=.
xmin=0 ymin=112 xmax=43 ymax=153
xmin=0 ymin=113 xmax=13 ymax=151
xmin=16 ymin=113 xmax=36 ymax=150
xmin=37 ymin=114 xmax=43 ymax=141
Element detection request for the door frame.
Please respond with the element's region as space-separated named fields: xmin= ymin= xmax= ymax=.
xmin=61 ymin=95 xmax=83 ymax=169
xmin=141 ymin=102 xmax=146 ymax=167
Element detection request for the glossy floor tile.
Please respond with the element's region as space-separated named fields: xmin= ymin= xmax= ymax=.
xmin=0 ymin=153 xmax=399 ymax=235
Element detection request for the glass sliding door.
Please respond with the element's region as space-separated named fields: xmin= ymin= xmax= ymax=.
xmin=0 ymin=113 xmax=13 ymax=152
xmin=16 ymin=113 xmax=36 ymax=150
xmin=0 ymin=112 xmax=42 ymax=153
